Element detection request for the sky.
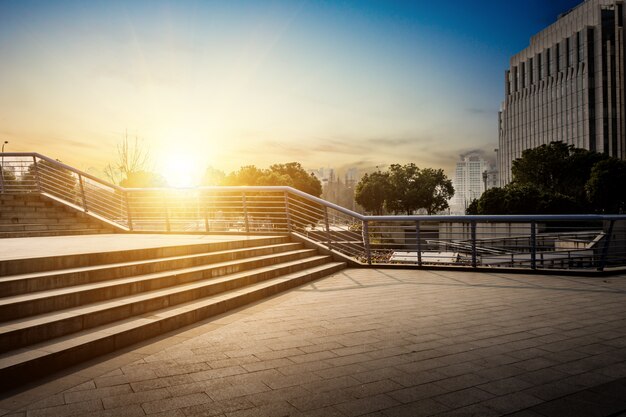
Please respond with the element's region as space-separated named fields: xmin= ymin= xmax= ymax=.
xmin=0 ymin=0 xmax=583 ymax=185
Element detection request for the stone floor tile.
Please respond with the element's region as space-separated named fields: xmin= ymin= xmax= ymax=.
xmin=388 ymin=383 xmax=449 ymax=403
xmin=208 ymin=381 xmax=271 ymax=401
xmin=477 ymin=377 xmax=534 ymax=396
xmin=141 ymin=393 xmax=211 ymax=414
xmin=288 ymin=389 xmax=355 ymax=411
xmin=380 ymin=398 xmax=451 ymax=417
xmin=478 ymin=392 xmax=543 ymax=414
xmin=92 ymin=404 xmax=146 ymax=417
xmin=3 ymin=268 xmax=626 ymax=417
xmin=102 ymin=388 xmax=171 ymax=409
xmin=180 ymin=397 xmax=254 ymax=417
xmin=63 ymin=384 xmax=132 ymax=404
xmin=432 ymin=387 xmax=494 ymax=409
xmin=342 ymin=379 xmax=404 ymax=399
xmin=27 ymin=399 xmax=103 ymax=417
xmin=224 ymin=400 xmax=299 ymax=417
xmin=334 ymin=393 xmax=400 ymax=416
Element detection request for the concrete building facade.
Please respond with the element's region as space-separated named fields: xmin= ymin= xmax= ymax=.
xmin=499 ymin=0 xmax=626 ymax=185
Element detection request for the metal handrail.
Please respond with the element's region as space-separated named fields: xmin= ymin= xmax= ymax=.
xmin=1 ymin=152 xmax=625 ymax=272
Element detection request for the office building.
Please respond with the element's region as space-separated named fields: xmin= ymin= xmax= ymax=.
xmin=450 ymin=152 xmax=493 ymax=214
xmin=499 ymin=0 xmax=626 ymax=185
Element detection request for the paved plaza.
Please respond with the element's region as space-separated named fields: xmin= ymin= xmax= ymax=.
xmin=1 ymin=268 xmax=626 ymax=416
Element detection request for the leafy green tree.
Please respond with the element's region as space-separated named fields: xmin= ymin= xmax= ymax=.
xmin=467 ymin=183 xmax=581 ymax=215
xmin=201 ymin=166 xmax=226 ymax=186
xmin=354 ymin=171 xmax=390 ymax=215
xmin=223 ymin=166 xmax=267 ymax=187
xmin=466 ymin=198 xmax=480 ymax=215
xmin=385 ymin=164 xmax=454 ymax=215
xmin=222 ymin=163 xmax=322 ymax=197
xmin=470 ymin=187 xmax=508 ymax=214
xmin=269 ymin=162 xmax=322 ymax=197
xmin=355 ymin=164 xmax=454 ymax=215
xmin=120 ymin=170 xmax=167 ymax=188
xmin=469 ymin=141 xmax=623 ymax=214
xmin=415 ymin=168 xmax=454 ymax=215
xmin=511 ymin=141 xmax=607 ymax=208
xmin=385 ymin=164 xmax=421 ymax=215
xmin=586 ymin=158 xmax=626 ymax=213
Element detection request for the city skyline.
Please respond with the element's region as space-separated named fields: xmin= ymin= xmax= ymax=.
xmin=0 ymin=0 xmax=582 ymax=185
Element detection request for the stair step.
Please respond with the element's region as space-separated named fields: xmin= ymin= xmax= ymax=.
xmin=0 ymin=242 xmax=303 ymax=297
xmin=0 ymin=235 xmax=290 ymax=276
xmin=0 ymin=261 xmax=345 ymax=389
xmin=0 ymin=249 xmax=319 ymax=321
xmin=0 ymin=209 xmax=80 ymax=218
xmin=0 ymin=255 xmax=332 ymax=351
xmin=0 ymin=229 xmax=115 ymax=239
xmin=0 ymin=194 xmax=119 ymax=238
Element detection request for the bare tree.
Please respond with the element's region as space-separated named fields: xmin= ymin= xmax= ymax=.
xmin=104 ymin=132 xmax=150 ymax=185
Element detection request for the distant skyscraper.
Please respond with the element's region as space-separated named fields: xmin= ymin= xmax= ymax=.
xmin=344 ymin=167 xmax=358 ymax=187
xmin=311 ymin=167 xmax=334 ymax=187
xmin=451 ymin=152 xmax=492 ymax=214
xmin=499 ymin=0 xmax=626 ymax=185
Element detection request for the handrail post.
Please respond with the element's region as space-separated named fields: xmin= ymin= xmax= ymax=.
xmin=598 ymin=220 xmax=615 ymax=271
xmin=284 ymin=191 xmax=292 ymax=233
xmin=78 ymin=174 xmax=88 ymax=212
xmin=471 ymin=221 xmax=477 ymax=268
xmin=124 ymin=191 xmax=134 ymax=231
xmin=363 ymin=220 xmax=372 ymax=265
xmin=324 ymin=206 xmax=331 ymax=250
xmin=416 ymin=221 xmax=422 ymax=267
xmin=243 ymin=192 xmax=250 ymax=233
xmin=32 ymin=156 xmax=42 ymax=193
xmin=530 ymin=221 xmax=537 ymax=269
xmin=202 ymin=192 xmax=209 ymax=233
xmin=163 ymin=191 xmax=170 ymax=232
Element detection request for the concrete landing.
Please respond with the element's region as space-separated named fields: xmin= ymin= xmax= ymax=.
xmin=2 ymin=268 xmax=626 ymax=416
xmin=0 ymin=234 xmax=283 ymax=261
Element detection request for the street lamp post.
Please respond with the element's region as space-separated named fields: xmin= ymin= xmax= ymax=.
xmin=0 ymin=141 xmax=7 ymax=193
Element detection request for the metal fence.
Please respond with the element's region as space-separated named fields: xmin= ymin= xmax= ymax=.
xmin=1 ymin=152 xmax=625 ymax=272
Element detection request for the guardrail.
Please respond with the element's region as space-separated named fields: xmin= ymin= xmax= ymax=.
xmin=1 ymin=152 xmax=625 ymax=272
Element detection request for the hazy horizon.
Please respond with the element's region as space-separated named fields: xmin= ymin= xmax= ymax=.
xmin=0 ymin=0 xmax=582 ymax=185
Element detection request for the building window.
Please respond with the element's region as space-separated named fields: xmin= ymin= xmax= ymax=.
xmin=556 ymin=43 xmax=561 ymax=72
xmin=538 ymin=53 xmax=543 ymax=80
xmin=577 ymin=31 xmax=584 ymax=62
xmin=529 ymin=58 xmax=534 ymax=84
xmin=547 ymin=48 xmax=552 ymax=76
xmin=567 ymin=37 xmax=574 ymax=67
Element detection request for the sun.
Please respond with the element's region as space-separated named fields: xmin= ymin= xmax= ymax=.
xmin=160 ymin=152 xmax=203 ymax=188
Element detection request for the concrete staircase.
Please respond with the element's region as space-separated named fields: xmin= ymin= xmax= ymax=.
xmin=0 ymin=236 xmax=345 ymax=390
xmin=0 ymin=194 xmax=116 ymax=238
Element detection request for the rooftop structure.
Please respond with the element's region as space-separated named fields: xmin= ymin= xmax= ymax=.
xmin=0 ymin=152 xmax=626 ymax=413
xmin=1 ymin=262 xmax=626 ymax=416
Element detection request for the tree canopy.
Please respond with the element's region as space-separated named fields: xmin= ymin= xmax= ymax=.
xmin=468 ymin=141 xmax=626 ymax=214
xmin=120 ymin=170 xmax=167 ymax=188
xmin=355 ymin=164 xmax=454 ymax=215
xmin=222 ymin=162 xmax=322 ymax=197
xmin=354 ymin=171 xmax=389 ymax=215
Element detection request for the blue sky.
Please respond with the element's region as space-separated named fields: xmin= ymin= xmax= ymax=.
xmin=0 ymin=0 xmax=583 ymax=182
